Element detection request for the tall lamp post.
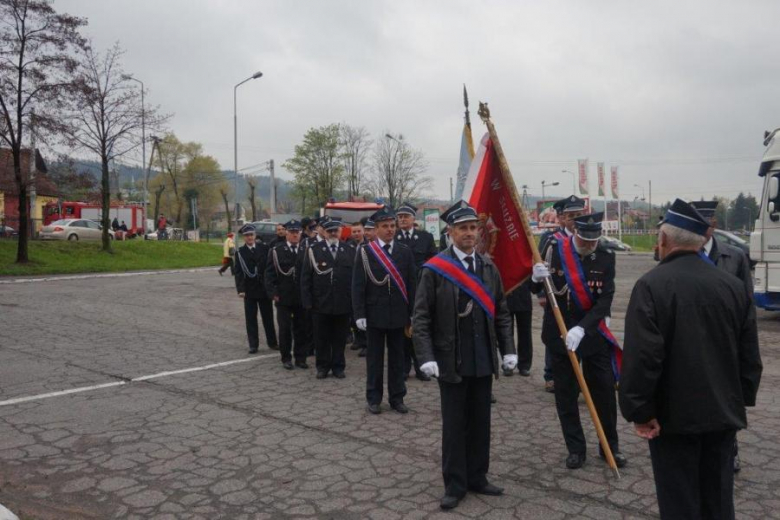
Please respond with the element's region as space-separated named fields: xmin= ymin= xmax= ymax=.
xmin=122 ymin=75 xmax=146 ymax=223
xmin=541 ymin=180 xmax=559 ymax=200
xmin=561 ymin=169 xmax=577 ymax=193
xmin=234 ymin=71 xmax=263 ymax=228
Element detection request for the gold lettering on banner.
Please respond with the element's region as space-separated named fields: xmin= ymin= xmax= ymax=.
xmin=499 ymin=195 xmax=520 ymax=241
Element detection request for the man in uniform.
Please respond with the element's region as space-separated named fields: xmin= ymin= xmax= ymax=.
xmin=349 ymin=220 xmax=364 ymax=247
xmin=234 ymin=224 xmax=277 ymax=353
xmin=353 ymin=206 xmax=417 ymax=414
xmin=535 ymin=196 xmax=582 ymax=392
xmin=396 ymin=202 xmax=438 ymax=381
xmin=265 ymin=220 xmax=307 ymax=370
xmin=619 ymin=199 xmax=761 ymax=520
xmin=413 ymin=201 xmax=516 ymax=510
xmin=269 ymin=223 xmax=287 ymax=247
xmin=362 ymin=217 xmax=376 ymax=242
xmin=531 ymin=211 xmax=626 ymax=470
xmin=301 ymin=218 xmax=356 ymax=379
xmin=505 ymin=279 xmax=533 ymax=377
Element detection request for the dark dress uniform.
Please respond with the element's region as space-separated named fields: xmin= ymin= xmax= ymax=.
xmin=264 ymin=241 xmax=306 ymax=366
xmin=531 ymin=236 xmax=620 ymax=462
xmin=414 ymin=245 xmax=515 ymax=500
xmin=397 ymin=226 xmax=437 ymax=377
xmin=506 ymin=279 xmax=533 ymax=373
xmin=301 ymin=238 xmax=355 ymax=377
xmin=234 ymin=241 xmax=277 ymax=353
xmin=352 ymin=238 xmax=416 ymax=408
xmin=620 ymin=250 xmax=761 ymax=520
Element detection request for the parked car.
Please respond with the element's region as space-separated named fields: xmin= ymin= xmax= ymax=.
xmin=39 ymin=219 xmax=115 ymax=241
xmin=250 ymin=221 xmax=280 ymax=244
xmin=714 ymin=228 xmax=755 ymax=267
xmin=0 ymin=225 xmax=18 ymax=238
xmin=599 ymin=235 xmax=632 ymax=252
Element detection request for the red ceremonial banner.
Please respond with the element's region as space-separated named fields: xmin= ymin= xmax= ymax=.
xmin=465 ymin=134 xmax=533 ymax=293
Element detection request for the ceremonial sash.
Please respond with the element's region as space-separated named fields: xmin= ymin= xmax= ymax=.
xmin=367 ymin=241 xmax=408 ymax=304
xmin=423 ymin=253 xmax=496 ymax=319
xmin=557 ymin=237 xmax=623 ymax=380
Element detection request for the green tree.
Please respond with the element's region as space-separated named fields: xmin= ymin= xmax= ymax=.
xmin=156 ymin=134 xmax=201 ymax=226
xmin=284 ymin=124 xmax=344 ymax=214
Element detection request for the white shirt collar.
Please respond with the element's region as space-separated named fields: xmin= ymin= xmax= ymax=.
xmin=377 ymin=237 xmax=394 ymax=251
xmin=400 ymin=227 xmax=413 ymax=237
xmin=287 ymin=241 xmax=297 ymax=250
xmin=452 ymin=245 xmax=475 ymax=269
xmin=565 ymin=227 xmax=574 ymax=237
xmin=703 ymin=237 xmax=714 ymax=256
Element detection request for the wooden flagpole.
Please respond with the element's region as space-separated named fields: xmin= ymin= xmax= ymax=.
xmin=477 ymin=102 xmax=620 ymax=479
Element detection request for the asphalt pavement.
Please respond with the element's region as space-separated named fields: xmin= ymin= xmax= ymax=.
xmin=0 ymin=254 xmax=778 ymax=519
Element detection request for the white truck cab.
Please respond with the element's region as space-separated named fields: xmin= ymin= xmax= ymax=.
xmin=750 ymin=128 xmax=780 ymax=310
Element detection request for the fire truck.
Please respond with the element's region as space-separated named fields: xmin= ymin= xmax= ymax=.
xmin=44 ymin=201 xmax=146 ymax=236
xmin=321 ymin=201 xmax=385 ymax=240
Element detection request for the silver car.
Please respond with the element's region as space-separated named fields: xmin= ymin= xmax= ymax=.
xmin=39 ymin=219 xmax=115 ymax=241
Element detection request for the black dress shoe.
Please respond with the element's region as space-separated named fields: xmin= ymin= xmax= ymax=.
xmin=440 ymin=495 xmax=461 ymax=510
xmin=367 ymin=403 xmax=381 ymax=414
xmin=358 ymin=348 xmax=367 ymax=357
xmin=415 ymin=372 xmax=431 ymax=382
xmin=469 ymin=483 xmax=503 ymax=496
xmin=282 ymin=361 xmax=294 ymax=370
xmin=599 ymin=450 xmax=628 ymax=468
xmin=350 ymin=343 xmax=361 ymax=351
xmin=391 ymin=402 xmax=409 ymax=414
xmin=566 ymin=452 xmax=586 ymax=469
xmin=294 ymin=361 xmax=309 ymax=369
xmin=248 ymin=348 xmax=258 ymax=354
xmin=316 ymin=371 xmax=328 ymax=379
xmin=519 ymin=368 xmax=531 ymax=377
xmin=332 ymin=371 xmax=345 ymax=379
xmin=503 ymin=367 xmax=514 ymax=377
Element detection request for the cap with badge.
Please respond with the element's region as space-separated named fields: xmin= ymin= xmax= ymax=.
xmin=370 ymin=206 xmax=396 ymax=223
xmin=364 ymin=219 xmax=375 ymax=229
xmin=301 ymin=217 xmax=312 ymax=229
xmin=690 ymin=200 xmax=718 ymax=220
xmin=322 ymin=217 xmax=343 ymax=230
xmin=396 ymin=202 xmax=417 ymax=216
xmin=552 ymin=198 xmax=568 ymax=215
xmin=239 ymin=224 xmax=256 ymax=236
xmin=662 ymin=199 xmax=710 ymax=237
xmin=284 ymin=219 xmax=302 ymax=231
xmin=562 ymin=195 xmax=587 ymax=213
xmin=441 ymin=200 xmax=479 ymax=225
xmin=573 ymin=212 xmax=604 ymax=241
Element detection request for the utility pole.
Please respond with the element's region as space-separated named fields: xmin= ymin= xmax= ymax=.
xmin=449 ymin=177 xmax=453 ymax=202
xmin=648 ymin=180 xmax=652 ymax=232
xmin=270 ymin=159 xmax=276 ymax=214
xmin=29 ymin=110 xmax=36 ymax=236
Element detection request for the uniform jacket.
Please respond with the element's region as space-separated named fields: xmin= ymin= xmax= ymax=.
xmin=709 ymin=237 xmax=753 ymax=297
xmin=507 ymin=279 xmax=533 ymax=313
xmin=264 ymin=241 xmax=303 ymax=307
xmin=412 ymin=246 xmax=515 ymax=383
xmin=300 ymin=239 xmax=355 ymax=314
xmin=396 ymin=227 xmax=438 ymax=269
xmin=234 ymin=242 xmax=270 ymax=299
xmin=531 ymin=236 xmax=615 ymax=356
xmin=619 ymin=251 xmax=762 ymax=434
xmin=352 ymin=240 xmax=416 ymax=329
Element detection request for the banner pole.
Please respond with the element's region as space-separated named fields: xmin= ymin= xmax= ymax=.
xmin=477 ymin=102 xmax=620 ymax=479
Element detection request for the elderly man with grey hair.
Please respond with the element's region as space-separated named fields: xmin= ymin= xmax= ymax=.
xmin=619 ymin=198 xmax=762 ymax=520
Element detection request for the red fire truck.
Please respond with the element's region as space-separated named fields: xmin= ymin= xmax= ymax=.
xmin=44 ymin=201 xmax=146 ymax=236
xmin=322 ymin=201 xmax=385 ymax=240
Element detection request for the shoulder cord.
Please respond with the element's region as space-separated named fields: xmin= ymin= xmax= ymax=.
xmin=360 ymin=246 xmax=390 ymax=287
xmin=458 ymin=300 xmax=473 ymax=318
xmin=308 ymin=245 xmax=333 ymax=283
xmin=236 ymin=249 xmax=258 ymax=278
xmin=272 ymin=248 xmax=295 ymax=277
xmin=546 ymin=242 xmax=569 ymax=297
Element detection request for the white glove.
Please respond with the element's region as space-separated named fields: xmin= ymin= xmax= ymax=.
xmin=355 ymin=318 xmax=367 ymax=331
xmin=502 ymin=354 xmax=518 ymax=370
xmin=605 ymin=316 xmax=611 ymax=328
xmin=532 ymin=262 xmax=551 ymax=283
xmin=566 ymin=326 xmax=585 ymax=352
xmin=420 ymin=361 xmax=440 ymax=378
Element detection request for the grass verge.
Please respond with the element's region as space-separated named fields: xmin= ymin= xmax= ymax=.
xmin=0 ymin=239 xmax=222 ymax=277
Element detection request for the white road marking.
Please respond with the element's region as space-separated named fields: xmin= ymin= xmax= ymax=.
xmin=0 ymin=266 xmax=219 ymax=285
xmin=0 ymin=354 xmax=277 ymax=407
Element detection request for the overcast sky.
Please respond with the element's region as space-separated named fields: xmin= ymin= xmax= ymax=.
xmin=55 ymin=0 xmax=780 ymax=204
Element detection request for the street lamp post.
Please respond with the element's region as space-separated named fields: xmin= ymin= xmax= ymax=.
xmin=541 ymin=180 xmax=559 ymax=200
xmin=561 ymin=170 xmax=576 ymax=194
xmin=234 ymin=71 xmax=263 ymax=229
xmin=122 ymin=75 xmax=146 ymax=225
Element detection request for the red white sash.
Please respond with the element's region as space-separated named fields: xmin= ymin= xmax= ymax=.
xmin=367 ymin=241 xmax=408 ymax=303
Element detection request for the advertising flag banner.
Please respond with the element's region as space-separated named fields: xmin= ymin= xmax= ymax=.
xmin=597 ymin=162 xmax=605 ymax=197
xmin=610 ymin=165 xmax=619 ymax=199
xmin=578 ymin=159 xmax=589 ymax=195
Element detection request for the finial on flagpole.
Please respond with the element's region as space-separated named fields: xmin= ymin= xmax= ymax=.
xmin=463 ymin=84 xmax=471 ymax=127
xmin=478 ymin=101 xmax=491 ymax=123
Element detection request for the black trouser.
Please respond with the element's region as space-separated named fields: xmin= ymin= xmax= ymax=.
xmin=354 ymin=328 xmax=367 ymax=349
xmin=649 ymin=429 xmax=736 ymax=520
xmin=218 ymin=258 xmax=233 ymax=274
xmin=244 ymin=297 xmax=278 ymax=350
xmin=439 ymin=375 xmax=493 ymax=498
xmin=512 ymin=311 xmax=533 ymax=371
xmin=312 ymin=312 xmax=349 ymax=374
xmin=403 ymin=336 xmax=422 ymax=375
xmin=366 ymin=327 xmax=406 ymax=406
xmin=276 ymin=303 xmax=306 ymax=363
xmin=300 ymin=308 xmax=314 ymax=356
xmin=550 ymin=342 xmax=618 ymax=455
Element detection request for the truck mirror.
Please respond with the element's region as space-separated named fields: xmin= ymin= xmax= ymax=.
xmin=770 ymin=201 xmax=776 ymax=214
xmin=771 ymin=176 xmax=780 ymax=200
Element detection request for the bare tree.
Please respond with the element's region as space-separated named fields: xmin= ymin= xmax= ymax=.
xmin=369 ymin=133 xmax=432 ymax=208
xmin=247 ymin=177 xmax=257 ymax=221
xmin=0 ymin=0 xmax=87 ymax=263
xmin=66 ymin=42 xmax=166 ymax=251
xmin=340 ymin=124 xmax=371 ymax=200
xmin=220 ymin=188 xmax=231 ymax=234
